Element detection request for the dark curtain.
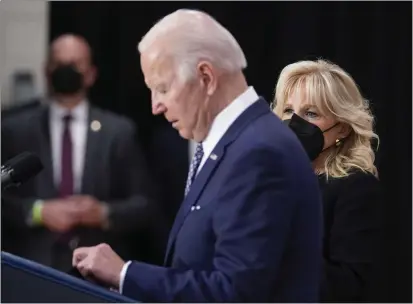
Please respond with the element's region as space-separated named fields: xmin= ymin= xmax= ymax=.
xmin=49 ymin=1 xmax=412 ymax=302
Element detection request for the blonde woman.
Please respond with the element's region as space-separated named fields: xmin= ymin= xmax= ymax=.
xmin=273 ymin=60 xmax=382 ymax=302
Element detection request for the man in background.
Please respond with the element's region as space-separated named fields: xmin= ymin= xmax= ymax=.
xmin=1 ymin=34 xmax=167 ymax=272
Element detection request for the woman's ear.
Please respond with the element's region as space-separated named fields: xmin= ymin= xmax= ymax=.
xmin=338 ymin=123 xmax=351 ymax=138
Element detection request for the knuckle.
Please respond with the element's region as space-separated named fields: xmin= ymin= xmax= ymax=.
xmin=98 ymin=243 xmax=110 ymax=250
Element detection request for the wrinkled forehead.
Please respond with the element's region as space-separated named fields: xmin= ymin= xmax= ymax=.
xmin=141 ymin=50 xmax=176 ymax=87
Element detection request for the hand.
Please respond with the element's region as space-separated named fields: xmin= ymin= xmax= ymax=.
xmin=68 ymin=195 xmax=108 ymax=228
xmin=41 ymin=199 xmax=80 ymax=232
xmin=73 ymin=243 xmax=125 ymax=288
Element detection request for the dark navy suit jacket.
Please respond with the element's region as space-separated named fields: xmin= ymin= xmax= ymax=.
xmin=122 ymin=98 xmax=323 ymax=302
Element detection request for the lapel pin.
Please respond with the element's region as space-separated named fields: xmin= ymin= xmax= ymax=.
xmin=210 ymin=153 xmax=218 ymax=160
xmin=90 ymin=120 xmax=101 ymax=132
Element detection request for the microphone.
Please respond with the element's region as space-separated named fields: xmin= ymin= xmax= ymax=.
xmin=1 ymin=152 xmax=43 ymax=190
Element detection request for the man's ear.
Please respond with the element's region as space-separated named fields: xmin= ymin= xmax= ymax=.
xmin=85 ymin=65 xmax=98 ymax=87
xmin=197 ymin=61 xmax=216 ymax=96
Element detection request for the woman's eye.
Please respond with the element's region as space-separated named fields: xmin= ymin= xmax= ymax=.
xmin=306 ymin=111 xmax=318 ymax=118
xmin=283 ymin=108 xmax=293 ymax=114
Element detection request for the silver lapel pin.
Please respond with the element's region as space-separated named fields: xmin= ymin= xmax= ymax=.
xmin=210 ymin=153 xmax=218 ymax=160
xmin=90 ymin=120 xmax=101 ymax=132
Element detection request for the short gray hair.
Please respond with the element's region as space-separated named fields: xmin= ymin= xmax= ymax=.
xmin=138 ymin=9 xmax=247 ymax=82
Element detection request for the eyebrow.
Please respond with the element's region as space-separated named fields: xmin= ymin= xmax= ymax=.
xmin=284 ymin=103 xmax=316 ymax=110
xmin=303 ymin=103 xmax=317 ymax=109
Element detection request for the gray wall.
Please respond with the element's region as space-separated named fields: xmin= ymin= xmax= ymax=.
xmin=0 ymin=0 xmax=48 ymax=108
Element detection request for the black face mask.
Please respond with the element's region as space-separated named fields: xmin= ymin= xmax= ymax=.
xmin=283 ymin=113 xmax=339 ymax=161
xmin=50 ymin=64 xmax=83 ymax=95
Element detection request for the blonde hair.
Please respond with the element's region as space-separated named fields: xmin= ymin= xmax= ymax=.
xmin=273 ymin=59 xmax=379 ymax=179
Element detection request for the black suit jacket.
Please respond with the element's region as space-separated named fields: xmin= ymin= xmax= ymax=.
xmin=1 ymin=103 xmax=167 ymax=270
xmin=318 ymin=169 xmax=383 ymax=302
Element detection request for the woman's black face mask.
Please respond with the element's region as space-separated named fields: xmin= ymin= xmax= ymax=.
xmin=283 ymin=113 xmax=339 ymax=161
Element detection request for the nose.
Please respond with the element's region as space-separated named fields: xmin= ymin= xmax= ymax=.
xmin=152 ymin=100 xmax=166 ymax=116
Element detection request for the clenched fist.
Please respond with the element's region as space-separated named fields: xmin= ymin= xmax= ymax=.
xmin=73 ymin=243 xmax=125 ymax=288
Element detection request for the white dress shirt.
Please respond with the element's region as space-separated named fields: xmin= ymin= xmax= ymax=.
xmin=196 ymin=86 xmax=259 ymax=173
xmin=119 ymin=86 xmax=259 ymax=294
xmin=188 ymin=86 xmax=259 ymax=171
xmin=188 ymin=140 xmax=197 ymax=163
xmin=49 ymin=100 xmax=88 ymax=193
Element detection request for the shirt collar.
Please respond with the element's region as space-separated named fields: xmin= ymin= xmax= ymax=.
xmin=49 ymin=99 xmax=88 ymax=122
xmin=201 ymin=86 xmax=259 ymax=158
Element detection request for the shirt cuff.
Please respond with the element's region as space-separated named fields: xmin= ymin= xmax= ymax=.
xmin=119 ymin=260 xmax=132 ymax=294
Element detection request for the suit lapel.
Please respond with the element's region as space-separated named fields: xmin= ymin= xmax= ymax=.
xmin=37 ymin=106 xmax=58 ymax=198
xmin=164 ymin=98 xmax=270 ymax=264
xmin=81 ymin=106 xmax=104 ymax=194
xmin=164 ymin=144 xmax=225 ymax=263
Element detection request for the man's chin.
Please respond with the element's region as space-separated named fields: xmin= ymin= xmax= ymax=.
xmin=177 ymin=128 xmax=203 ymax=142
xmin=178 ymin=129 xmax=192 ymax=140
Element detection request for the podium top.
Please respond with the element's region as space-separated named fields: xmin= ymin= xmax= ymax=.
xmin=1 ymin=251 xmax=137 ymax=303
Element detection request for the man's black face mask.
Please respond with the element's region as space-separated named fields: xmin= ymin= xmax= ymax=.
xmin=283 ymin=113 xmax=339 ymax=161
xmin=50 ymin=64 xmax=83 ymax=95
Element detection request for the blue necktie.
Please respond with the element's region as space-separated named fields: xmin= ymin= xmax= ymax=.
xmin=184 ymin=143 xmax=204 ymax=196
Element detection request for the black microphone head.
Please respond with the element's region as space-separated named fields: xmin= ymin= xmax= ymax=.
xmin=4 ymin=152 xmax=43 ymax=184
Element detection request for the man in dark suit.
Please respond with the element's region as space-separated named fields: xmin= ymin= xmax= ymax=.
xmin=72 ymin=10 xmax=323 ymax=302
xmin=1 ymin=34 xmax=166 ymax=272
